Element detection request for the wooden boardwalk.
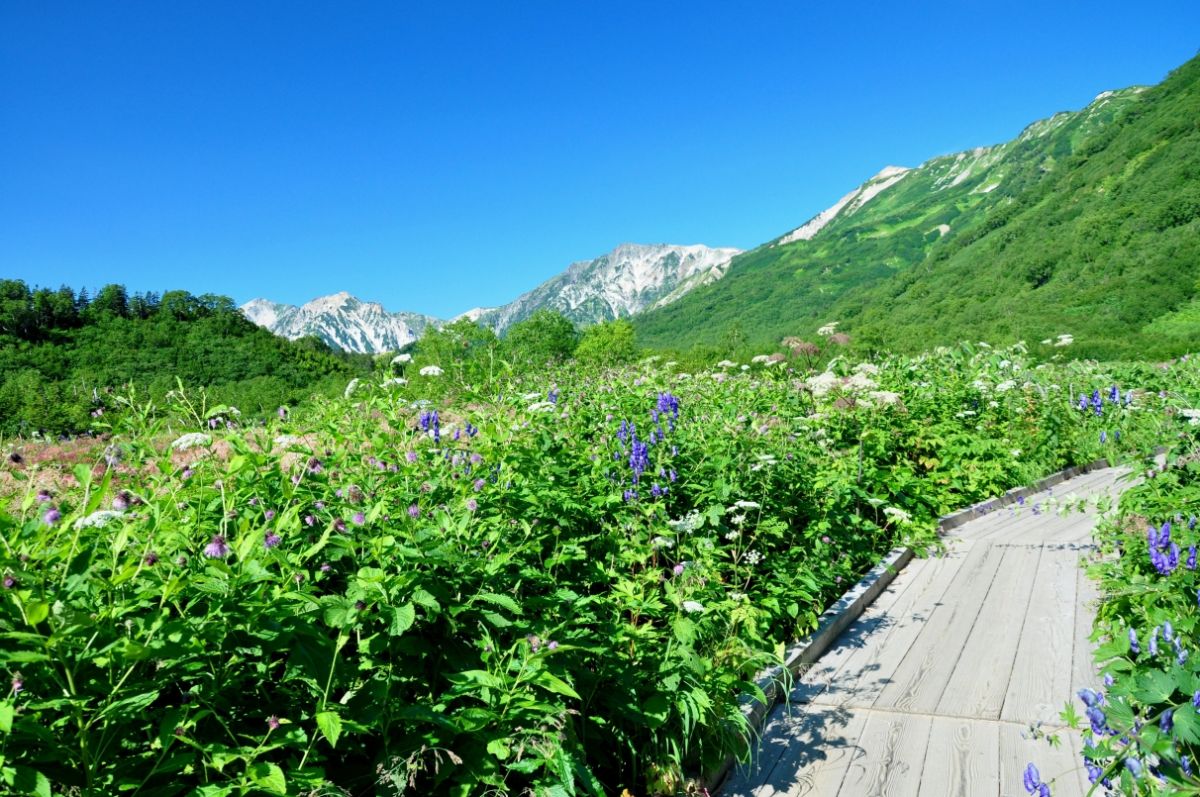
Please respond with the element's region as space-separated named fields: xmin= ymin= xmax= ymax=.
xmin=722 ymin=466 xmax=1130 ymax=797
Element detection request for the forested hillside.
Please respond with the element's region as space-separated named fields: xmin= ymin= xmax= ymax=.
xmin=635 ymin=54 xmax=1200 ymax=360
xmin=0 ymin=281 xmax=371 ymax=434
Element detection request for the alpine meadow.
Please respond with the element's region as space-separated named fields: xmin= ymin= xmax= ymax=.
xmin=3 ymin=13 xmax=1200 ymax=797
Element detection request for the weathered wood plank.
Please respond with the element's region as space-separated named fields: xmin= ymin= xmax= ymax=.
xmin=938 ymin=544 xmax=1042 ymax=719
xmin=873 ymin=542 xmax=1005 ymax=714
xmin=1001 ymin=546 xmax=1079 ymax=724
xmin=788 ymin=557 xmax=930 ymax=704
xmin=835 ymin=710 xmax=931 ymax=797
xmin=737 ymin=705 xmax=870 ymax=796
xmin=998 ymin=722 xmax=1087 ymax=796
xmin=1071 ymin=556 xmax=1102 ymax=694
xmin=920 ymin=716 xmax=1000 ymax=796
xmin=816 ymin=544 xmax=970 ymax=708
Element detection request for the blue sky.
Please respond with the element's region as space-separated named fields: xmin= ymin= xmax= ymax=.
xmin=2 ymin=3 xmax=1198 ymax=318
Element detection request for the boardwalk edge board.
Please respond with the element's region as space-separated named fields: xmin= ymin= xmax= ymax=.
xmin=699 ymin=455 xmax=1116 ymax=794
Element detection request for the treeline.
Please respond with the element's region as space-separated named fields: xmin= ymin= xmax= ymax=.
xmin=0 ymin=280 xmax=372 ymax=436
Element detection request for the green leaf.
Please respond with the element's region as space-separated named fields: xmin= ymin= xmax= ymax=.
xmin=533 ymin=671 xmax=580 ymax=700
xmin=389 ymin=603 xmax=415 ymax=636
xmin=1173 ymin=704 xmax=1200 ymax=745
xmin=12 ymin=766 xmax=51 ymax=797
xmin=248 ymin=761 xmax=287 ymax=794
xmin=641 ymin=693 xmax=671 ymax=729
xmin=474 ymin=592 xmax=522 ymax=615
xmin=316 ymin=711 xmax=342 ymax=748
xmin=23 ymin=602 xmax=48 ymax=627
xmin=0 ymin=701 xmax=12 ymax=733
xmin=1132 ymin=669 xmax=1175 ymax=704
xmin=486 ymin=738 xmax=511 ymax=760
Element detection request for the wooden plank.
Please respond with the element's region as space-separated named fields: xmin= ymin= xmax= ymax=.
xmin=938 ymin=544 xmax=1042 ymax=719
xmin=789 ymin=557 xmax=930 ymax=704
xmin=998 ymin=722 xmax=1087 ymax=796
xmin=1001 ymin=547 xmax=1079 ymax=724
xmin=817 ymin=542 xmax=979 ymax=708
xmin=722 ymin=707 xmax=806 ymax=796
xmin=835 ymin=710 xmax=931 ymax=797
xmin=873 ymin=542 xmax=1005 ymax=714
xmin=920 ymin=716 xmax=1000 ymax=796
xmin=1071 ymin=558 xmax=1102 ymax=693
xmin=742 ymin=705 xmax=871 ymax=797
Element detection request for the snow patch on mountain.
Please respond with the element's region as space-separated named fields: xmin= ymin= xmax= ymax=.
xmin=779 ymin=166 xmax=910 ymax=245
xmin=240 ymin=293 xmax=438 ymax=354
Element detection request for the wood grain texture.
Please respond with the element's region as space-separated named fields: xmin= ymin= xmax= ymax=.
xmin=920 ymin=716 xmax=1000 ymax=797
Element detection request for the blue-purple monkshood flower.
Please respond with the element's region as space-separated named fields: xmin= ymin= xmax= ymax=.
xmin=1188 ymin=546 xmax=1197 ymax=570
xmin=1130 ymin=628 xmax=1140 ymax=654
xmin=1161 ymin=709 xmax=1175 ymax=733
xmin=1125 ymin=757 xmax=1144 ymax=779
xmin=1110 ymin=385 xmax=1119 ymax=403
xmin=1150 ymin=628 xmax=1160 ymax=657
xmin=548 ymin=388 xmax=559 ymax=404
xmin=1193 ymin=690 xmax=1200 ymax=710
xmin=1100 ymin=431 xmax=1107 ymax=444
xmin=204 ymin=535 xmax=230 ymax=559
xmin=466 ymin=421 xmax=478 ymax=437
xmin=1077 ymin=688 xmax=1104 ymax=708
xmin=1022 ymin=763 xmax=1050 ymax=795
xmin=1078 ymin=396 xmax=1089 ymax=412
xmin=617 ymin=420 xmax=631 ymax=444
xmin=1085 ymin=760 xmax=1104 ymax=784
xmin=623 ymin=489 xmax=637 ymax=502
xmin=651 ymin=483 xmax=664 ymax=499
xmin=264 ymin=532 xmax=282 ymax=550
xmin=1104 ymin=673 xmax=1115 ymax=687
xmin=1183 ymin=755 xmax=1194 ymax=777
xmin=1165 ymin=620 xmax=1175 ymax=639
xmin=1086 ymin=705 xmax=1109 ymax=735
xmin=42 ymin=507 xmax=61 ymax=525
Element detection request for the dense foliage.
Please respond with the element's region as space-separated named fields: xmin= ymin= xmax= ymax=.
xmin=636 ymin=54 xmax=1200 ymax=361
xmin=1043 ymin=357 xmax=1200 ymax=795
xmin=0 ymin=281 xmax=372 ymax=435
xmin=0 ymin=341 xmax=1175 ymax=796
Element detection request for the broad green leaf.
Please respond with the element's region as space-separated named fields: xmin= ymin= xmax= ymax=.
xmin=486 ymin=738 xmax=511 ymax=760
xmin=316 ymin=711 xmax=342 ymax=748
xmin=248 ymin=761 xmax=287 ymax=794
xmin=23 ymin=602 xmax=48 ymax=626
xmin=533 ymin=671 xmax=580 ymax=700
xmin=389 ymin=603 xmax=415 ymax=636
xmin=0 ymin=702 xmax=12 ymax=733
xmin=12 ymin=766 xmax=51 ymax=797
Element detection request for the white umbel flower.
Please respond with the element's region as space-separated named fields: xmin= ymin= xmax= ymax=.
xmin=73 ymin=510 xmax=125 ymax=530
xmin=170 ymin=432 xmax=212 ymax=451
xmin=419 ymin=365 xmax=444 ymax=377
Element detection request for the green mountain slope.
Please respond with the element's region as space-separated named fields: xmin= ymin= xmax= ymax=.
xmin=0 ymin=282 xmax=373 ymax=434
xmin=635 ymin=54 xmax=1200 ymax=360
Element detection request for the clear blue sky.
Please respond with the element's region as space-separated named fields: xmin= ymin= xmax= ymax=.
xmin=2 ymin=3 xmax=1198 ymax=319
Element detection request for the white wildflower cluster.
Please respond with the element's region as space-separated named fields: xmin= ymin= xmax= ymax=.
xmin=995 ymin=379 xmax=1017 ymax=392
xmin=73 ymin=510 xmax=125 ymax=530
xmin=170 ymin=432 xmax=212 ymax=451
xmin=391 ymin=353 xmax=413 ymax=364
xmin=750 ymin=453 xmax=777 ymax=471
xmin=733 ymin=500 xmax=761 ymax=510
xmin=1041 ymin=333 xmax=1074 ymax=347
xmin=526 ymin=402 xmax=557 ymax=413
xmin=667 ymin=510 xmax=704 ymax=534
xmin=817 ymin=321 xmax=839 ymax=336
xmin=273 ymin=434 xmax=301 ymax=447
xmin=743 ymin=550 xmax=764 ymax=566
xmin=724 ymin=529 xmax=740 ymax=541
xmin=868 ymin=390 xmax=902 ymax=405
xmin=717 ymin=360 xmax=737 ymax=368
xmin=1181 ymin=409 xmax=1200 ymax=426
xmin=651 ymin=535 xmax=675 ymax=549
xmin=882 ymin=507 xmax=912 ymax=524
xmin=751 ymin=354 xmax=771 ymax=364
xmin=853 ymin=362 xmax=879 ymax=375
xmin=729 ymin=513 xmax=746 ymax=527
xmin=806 ymin=371 xmax=840 ymax=397
xmin=381 ymin=377 xmax=408 ymax=387
xmin=343 ymin=378 xmax=360 ymax=399
xmin=682 ymin=600 xmax=706 ymax=613
xmin=419 ymin=365 xmax=444 ymax=377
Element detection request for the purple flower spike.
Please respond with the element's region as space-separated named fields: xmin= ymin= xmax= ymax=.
xmin=1129 ymin=628 xmax=1140 ymax=654
xmin=264 ymin=532 xmax=282 ymax=549
xmin=1023 ymin=763 xmax=1040 ymax=793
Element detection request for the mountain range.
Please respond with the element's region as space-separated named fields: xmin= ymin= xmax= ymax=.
xmin=244 ymin=54 xmax=1200 ymax=360
xmin=241 ymin=243 xmax=740 ymax=353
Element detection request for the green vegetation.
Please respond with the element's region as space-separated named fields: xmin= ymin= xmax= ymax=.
xmin=637 ymin=55 xmax=1200 ymax=362
xmin=1048 ymin=368 xmax=1200 ymax=794
xmin=2 ymin=341 xmax=1191 ymax=796
xmin=0 ymin=281 xmax=372 ymax=435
